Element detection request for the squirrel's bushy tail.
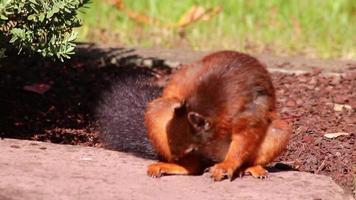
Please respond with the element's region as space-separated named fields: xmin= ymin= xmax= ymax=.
xmin=95 ymin=69 xmax=161 ymax=159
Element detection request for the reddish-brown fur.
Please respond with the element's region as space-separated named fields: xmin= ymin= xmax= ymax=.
xmin=145 ymin=51 xmax=291 ymax=181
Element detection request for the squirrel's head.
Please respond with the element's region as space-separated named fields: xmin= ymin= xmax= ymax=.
xmin=167 ymin=101 xmax=214 ymax=161
xmin=187 ymin=111 xmax=212 ymax=135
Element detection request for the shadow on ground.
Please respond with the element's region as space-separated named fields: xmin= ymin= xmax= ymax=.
xmin=0 ymin=43 xmax=171 ymax=159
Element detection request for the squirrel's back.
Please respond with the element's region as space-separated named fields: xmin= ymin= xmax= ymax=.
xmin=164 ymin=50 xmax=275 ymax=130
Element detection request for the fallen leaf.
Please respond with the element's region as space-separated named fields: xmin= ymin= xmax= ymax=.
xmin=324 ymin=132 xmax=349 ymax=139
xmin=23 ymin=83 xmax=51 ymax=94
xmin=109 ymin=1 xmax=222 ymax=29
xmin=177 ymin=6 xmax=206 ymax=28
xmin=333 ymin=103 xmax=352 ymax=112
xmin=286 ymin=99 xmax=297 ymax=107
xmin=105 ymin=0 xmax=124 ymax=10
xmin=177 ymin=5 xmax=222 ymax=28
xmin=125 ymin=10 xmax=162 ymax=26
xmin=302 ymin=135 xmax=314 ymax=143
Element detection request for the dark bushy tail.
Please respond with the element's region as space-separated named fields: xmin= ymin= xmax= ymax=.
xmin=95 ymin=69 xmax=161 ymax=159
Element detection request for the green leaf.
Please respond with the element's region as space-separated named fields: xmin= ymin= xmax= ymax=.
xmin=47 ymin=10 xmax=55 ymax=18
xmin=67 ymin=32 xmax=78 ymax=42
xmin=29 ymin=3 xmax=39 ymax=13
xmin=65 ymin=46 xmax=75 ymax=53
xmin=1 ymin=0 xmax=90 ymax=61
xmin=28 ymin=0 xmax=38 ymax=5
xmin=9 ymin=36 xmax=18 ymax=43
xmin=64 ymin=8 xmax=71 ymax=13
xmin=10 ymin=28 xmax=25 ymax=38
xmin=39 ymin=13 xmax=45 ymax=22
xmin=27 ymin=14 xmax=36 ymax=21
xmin=0 ymin=15 xmax=8 ymax=20
xmin=52 ymin=6 xmax=60 ymax=14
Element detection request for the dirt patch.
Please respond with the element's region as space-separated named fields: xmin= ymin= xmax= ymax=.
xmin=273 ymin=71 xmax=356 ymax=194
xmin=0 ymin=46 xmax=355 ymax=195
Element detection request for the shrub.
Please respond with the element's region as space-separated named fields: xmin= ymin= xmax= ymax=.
xmin=0 ymin=0 xmax=89 ymax=61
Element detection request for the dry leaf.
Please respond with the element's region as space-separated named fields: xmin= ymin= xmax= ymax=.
xmin=23 ymin=83 xmax=51 ymax=94
xmin=105 ymin=0 xmax=125 ymax=10
xmin=108 ymin=0 xmax=222 ymax=29
xmin=201 ymin=6 xmax=223 ymax=21
xmin=178 ymin=6 xmax=206 ymax=28
xmin=125 ymin=10 xmax=161 ymax=26
xmin=324 ymin=132 xmax=349 ymax=139
xmin=333 ymin=103 xmax=352 ymax=112
xmin=177 ymin=5 xmax=222 ymax=28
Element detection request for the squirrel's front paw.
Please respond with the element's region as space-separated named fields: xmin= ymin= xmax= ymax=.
xmin=147 ymin=163 xmax=165 ymax=178
xmin=244 ymin=165 xmax=269 ymax=179
xmin=209 ymin=162 xmax=235 ymax=181
xmin=147 ymin=162 xmax=192 ymax=177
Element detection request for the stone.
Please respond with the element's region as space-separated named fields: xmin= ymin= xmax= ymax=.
xmin=0 ymin=139 xmax=353 ymax=200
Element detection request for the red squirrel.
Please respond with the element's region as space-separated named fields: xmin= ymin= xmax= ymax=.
xmin=145 ymin=51 xmax=291 ymax=181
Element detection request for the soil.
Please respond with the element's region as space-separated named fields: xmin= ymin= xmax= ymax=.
xmin=0 ymin=45 xmax=355 ymax=195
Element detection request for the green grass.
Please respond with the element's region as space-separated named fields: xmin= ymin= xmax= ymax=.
xmin=77 ymin=0 xmax=356 ymax=59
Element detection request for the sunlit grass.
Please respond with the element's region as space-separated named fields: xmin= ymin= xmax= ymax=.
xmin=77 ymin=0 xmax=356 ymax=59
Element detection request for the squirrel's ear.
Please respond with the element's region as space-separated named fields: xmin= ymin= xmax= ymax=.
xmin=187 ymin=112 xmax=211 ymax=131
